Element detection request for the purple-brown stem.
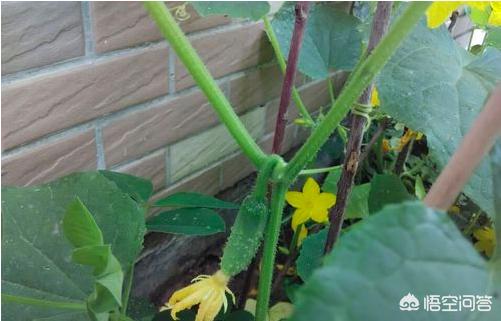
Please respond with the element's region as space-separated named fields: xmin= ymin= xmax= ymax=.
xmin=324 ymin=2 xmax=393 ymax=254
xmin=272 ymin=2 xmax=310 ymax=154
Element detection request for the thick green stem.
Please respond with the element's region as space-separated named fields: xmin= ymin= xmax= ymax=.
xmin=255 ymin=182 xmax=287 ymax=321
xmin=2 ymin=294 xmax=86 ymax=310
xmin=144 ymin=2 xmax=267 ymax=167
xmin=284 ymin=2 xmax=430 ymax=181
xmin=263 ymin=16 xmax=314 ymax=126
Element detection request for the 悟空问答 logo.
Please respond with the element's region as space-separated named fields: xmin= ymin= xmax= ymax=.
xmin=399 ymin=293 xmax=420 ymax=311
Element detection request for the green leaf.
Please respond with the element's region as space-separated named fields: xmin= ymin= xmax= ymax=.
xmin=1 ymin=172 xmax=145 ymax=321
xmin=146 ymin=208 xmax=225 ymax=235
xmin=368 ymin=174 xmax=413 ymax=213
xmin=323 ymin=168 xmax=371 ymax=219
xmin=290 ymin=201 xmax=493 ymax=321
xmin=272 ymin=3 xmax=363 ymax=79
xmin=191 ymin=1 xmax=270 ymax=21
xmin=99 ymin=170 xmax=153 ymax=204
xmin=296 ymin=229 xmax=327 ymax=281
xmin=153 ymin=192 xmax=238 ymax=209
xmin=485 ymin=27 xmax=501 ymax=50
xmin=377 ymin=20 xmax=501 ymax=217
xmin=63 ymin=197 xmax=104 ymax=248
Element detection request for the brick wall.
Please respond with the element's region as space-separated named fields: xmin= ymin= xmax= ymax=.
xmin=1 ymin=1 xmax=334 ymax=203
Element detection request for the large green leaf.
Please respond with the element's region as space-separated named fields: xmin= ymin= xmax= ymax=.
xmin=485 ymin=27 xmax=501 ymax=50
xmin=291 ymin=201 xmax=496 ymax=321
xmin=377 ymin=20 xmax=501 ymax=217
xmin=368 ymin=174 xmax=413 ymax=213
xmin=191 ymin=1 xmax=270 ymax=21
xmin=322 ymin=168 xmax=371 ymax=219
xmin=272 ymin=3 xmax=363 ymax=79
xmin=146 ymin=208 xmax=225 ymax=236
xmin=1 ymin=172 xmax=145 ymax=321
xmin=153 ymin=192 xmax=238 ymax=209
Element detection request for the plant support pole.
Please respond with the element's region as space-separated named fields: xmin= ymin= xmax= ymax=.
xmin=272 ymin=2 xmax=310 ymax=154
xmin=424 ymin=86 xmax=501 ymax=211
xmin=144 ymin=2 xmax=267 ymax=167
xmin=284 ymin=2 xmax=430 ymax=182
xmin=324 ymin=1 xmax=393 ymax=254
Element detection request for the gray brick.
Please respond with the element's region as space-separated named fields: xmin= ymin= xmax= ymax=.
xmin=1 ymin=2 xmax=84 ymax=74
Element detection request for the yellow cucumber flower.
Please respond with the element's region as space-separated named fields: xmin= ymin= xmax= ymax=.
xmin=426 ymin=2 xmax=500 ymax=28
xmin=161 ymin=270 xmax=235 ymax=321
xmin=473 ymin=227 xmax=495 ymax=258
xmin=286 ymin=177 xmax=336 ymax=231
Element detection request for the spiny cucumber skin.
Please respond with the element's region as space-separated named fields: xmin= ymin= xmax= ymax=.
xmin=220 ymin=196 xmax=268 ymax=277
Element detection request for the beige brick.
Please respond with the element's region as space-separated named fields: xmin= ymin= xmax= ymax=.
xmin=103 ymin=90 xmax=216 ymax=166
xmin=260 ymin=124 xmax=296 ymax=155
xmin=229 ymin=64 xmax=283 ymax=112
xmin=1 ymin=130 xmax=96 ymax=186
xmin=176 ymin=23 xmax=273 ymax=91
xmin=1 ymin=45 xmax=168 ymax=150
xmin=92 ymin=2 xmax=230 ymax=53
xmin=115 ymin=150 xmax=166 ymax=191
xmin=169 ymin=107 xmax=265 ymax=182
xmin=149 ymin=164 xmax=220 ymax=216
xmin=220 ymin=152 xmax=256 ymax=190
xmin=1 ymin=2 xmax=84 ymax=74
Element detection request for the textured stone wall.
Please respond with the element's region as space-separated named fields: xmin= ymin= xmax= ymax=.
xmin=1 ymin=1 xmax=334 ymax=209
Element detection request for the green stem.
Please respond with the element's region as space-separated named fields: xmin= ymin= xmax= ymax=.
xmin=121 ymin=264 xmax=135 ymax=316
xmin=284 ymin=2 xmax=430 ymax=181
xmin=263 ymin=16 xmax=314 ymax=126
xmin=144 ymin=2 xmax=267 ymax=167
xmin=299 ymin=165 xmax=342 ymax=175
xmin=255 ymin=182 xmax=287 ymax=321
xmin=2 ymin=294 xmax=86 ymax=310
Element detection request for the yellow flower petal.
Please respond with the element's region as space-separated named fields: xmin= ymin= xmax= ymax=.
xmin=371 ymin=87 xmax=380 ymax=107
xmin=466 ymin=1 xmax=489 ymax=10
xmin=488 ymin=9 xmax=501 ymax=25
xmin=316 ymin=193 xmax=337 ymax=209
xmin=285 ymin=191 xmax=307 ymax=208
xmin=165 ymin=271 xmax=233 ymax=321
xmin=302 ymin=177 xmax=320 ymax=198
xmin=310 ymin=207 xmax=329 ymax=223
xmin=426 ymin=2 xmax=462 ymax=28
xmin=473 ymin=227 xmax=494 ymax=241
xmin=291 ymin=208 xmax=310 ymax=231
